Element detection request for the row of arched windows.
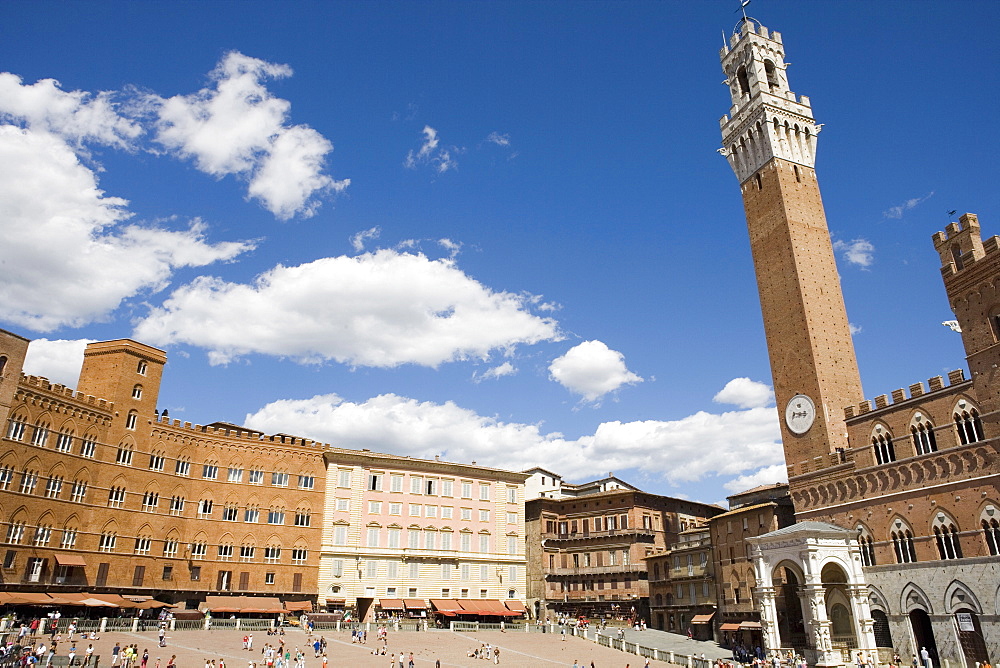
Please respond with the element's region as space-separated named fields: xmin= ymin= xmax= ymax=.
xmin=858 ymin=505 xmax=998 ymax=565
xmin=866 ymin=402 xmax=984 ymax=466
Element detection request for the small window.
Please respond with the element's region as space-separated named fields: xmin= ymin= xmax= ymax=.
xmin=755 ymin=173 xmax=762 ymax=190
xmin=132 ymin=385 xmax=143 ymax=400
xmin=137 ymin=361 xmax=148 ymax=375
xmin=125 ymin=411 xmax=138 ymax=431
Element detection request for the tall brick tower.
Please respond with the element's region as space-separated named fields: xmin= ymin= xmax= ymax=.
xmin=719 ymin=20 xmax=863 ymax=465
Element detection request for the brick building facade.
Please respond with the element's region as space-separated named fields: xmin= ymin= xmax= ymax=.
xmin=0 ymin=333 xmax=324 ymax=609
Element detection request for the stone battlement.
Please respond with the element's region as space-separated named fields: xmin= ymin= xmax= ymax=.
xmin=21 ymin=373 xmax=113 ymax=411
xmin=932 ymin=213 xmax=1000 ymax=276
xmin=843 ymin=368 xmax=968 ymax=419
xmin=153 ymin=412 xmax=328 ymax=449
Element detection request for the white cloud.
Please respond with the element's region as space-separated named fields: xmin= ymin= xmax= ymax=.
xmin=0 ymin=72 xmax=141 ymax=148
xmin=485 ymin=131 xmax=510 ymax=147
xmin=22 ymin=338 xmax=94 ymax=388
xmin=883 ymin=192 xmax=934 ymax=219
xmin=722 ymin=464 xmax=788 ymax=494
xmin=350 ymin=226 xmax=381 ymax=252
xmin=243 ymin=391 xmax=782 ymax=485
xmin=833 ymin=238 xmax=875 ymax=268
xmin=0 ymin=125 xmax=254 ymax=331
xmin=404 ymin=125 xmax=459 ymax=173
xmin=548 ymin=340 xmax=643 ymax=402
xmin=473 ymin=362 xmax=516 ymax=382
xmin=149 ymin=51 xmax=348 ymax=219
xmin=713 ymin=377 xmax=773 ymax=409
xmin=133 ymin=249 xmax=561 ymax=367
xmin=849 ymin=323 xmax=862 ymax=335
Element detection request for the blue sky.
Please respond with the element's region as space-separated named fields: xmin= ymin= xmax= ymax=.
xmin=2 ymin=1 xmax=997 ymax=505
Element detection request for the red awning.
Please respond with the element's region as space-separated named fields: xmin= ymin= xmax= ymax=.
xmin=719 ymin=623 xmax=741 ymax=631
xmin=379 ymin=599 xmax=405 ymax=610
xmin=54 ymin=553 xmax=87 ymax=567
xmin=437 ymin=611 xmax=457 ymax=617
xmin=430 ymin=599 xmax=463 ymax=612
xmin=456 ymin=599 xmax=486 ymax=613
xmin=691 ymin=613 xmax=716 ymax=624
xmin=403 ymin=599 xmax=426 ymax=610
xmin=504 ymin=600 xmax=526 ymax=613
xmin=740 ymin=621 xmax=762 ymax=630
xmin=284 ymin=601 xmax=313 ymax=612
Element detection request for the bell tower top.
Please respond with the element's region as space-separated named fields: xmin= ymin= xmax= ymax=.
xmin=719 ymin=19 xmax=820 ymax=182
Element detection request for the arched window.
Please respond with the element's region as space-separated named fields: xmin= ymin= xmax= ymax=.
xmin=132 ymin=385 xmax=142 ymax=400
xmin=856 ymin=525 xmax=877 ymax=566
xmin=890 ymin=519 xmax=917 ymax=564
xmin=0 ymin=356 xmax=7 ymax=376
xmin=763 ymin=60 xmax=779 ymax=91
xmin=981 ymin=505 xmax=1000 ymax=555
xmin=736 ymin=65 xmax=750 ymax=97
xmin=910 ymin=417 xmax=938 ymax=455
xmin=136 ymin=360 xmax=147 ymax=375
xmin=125 ymin=410 xmax=138 ymax=431
xmin=932 ymin=513 xmax=962 ymax=560
xmin=871 ymin=426 xmax=896 ymax=465
xmin=954 ymin=406 xmax=985 ymax=444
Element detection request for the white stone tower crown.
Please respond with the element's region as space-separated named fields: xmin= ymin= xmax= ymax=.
xmin=719 ymin=19 xmax=819 ymax=182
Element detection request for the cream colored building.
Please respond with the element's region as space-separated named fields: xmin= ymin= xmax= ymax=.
xmin=319 ymin=448 xmax=528 ymax=620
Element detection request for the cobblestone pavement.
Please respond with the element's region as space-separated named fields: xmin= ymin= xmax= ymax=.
xmin=15 ymin=627 xmax=730 ymax=668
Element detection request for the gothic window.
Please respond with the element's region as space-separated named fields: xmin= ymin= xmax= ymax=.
xmin=890 ymin=519 xmax=917 ymax=564
xmin=910 ymin=417 xmax=938 ymax=455
xmin=856 ymin=525 xmax=877 ymax=566
xmin=763 ymin=60 xmax=779 ymax=91
xmin=932 ymin=513 xmax=962 ymax=560
xmin=871 ymin=427 xmax=896 ymax=465
xmin=736 ymin=65 xmax=750 ymax=97
xmin=954 ymin=405 xmax=985 ymax=444
xmin=981 ymin=506 xmax=1000 ymax=556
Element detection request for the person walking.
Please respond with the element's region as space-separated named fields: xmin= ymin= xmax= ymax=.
xmin=921 ymin=648 xmax=932 ymax=668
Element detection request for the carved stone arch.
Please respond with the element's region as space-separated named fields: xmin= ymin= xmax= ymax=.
xmin=867 ymin=585 xmax=890 ymax=613
xmin=771 ymin=558 xmax=805 ymax=585
xmin=947 ymin=454 xmax=963 ymax=475
xmin=910 ymin=462 xmax=924 ymax=484
xmin=264 ymin=533 xmax=283 ymax=546
xmin=163 ymin=526 xmax=181 ymax=540
xmin=0 ymin=449 xmax=19 ymax=466
xmin=961 ymin=450 xmax=978 ymax=472
xmin=835 ymin=480 xmax=848 ymax=502
xmin=135 ymin=522 xmax=154 ymax=537
xmin=141 ymin=479 xmax=161 ymax=494
xmin=845 ymin=477 xmax=858 ymax=498
xmin=118 ymin=434 xmax=136 ymax=447
xmin=900 ymin=582 xmax=933 ymax=613
xmin=944 ymin=580 xmax=982 ymax=614
xmin=21 ymin=454 xmax=42 ymax=470
xmin=7 ymin=504 xmax=29 ymax=523
xmin=62 ymin=512 xmax=82 ymax=528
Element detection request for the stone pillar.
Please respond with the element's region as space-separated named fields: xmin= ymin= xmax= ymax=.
xmin=848 ymin=584 xmax=878 ymax=662
xmin=802 ymin=585 xmax=840 ymax=668
xmin=757 ymin=586 xmax=782 ymax=651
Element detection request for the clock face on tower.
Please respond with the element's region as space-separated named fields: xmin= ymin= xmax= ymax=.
xmin=785 ymin=394 xmax=816 ymax=435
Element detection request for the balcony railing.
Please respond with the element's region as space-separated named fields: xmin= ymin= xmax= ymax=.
xmin=542 ymin=527 xmax=656 ymax=541
xmin=545 ymin=563 xmax=645 ymax=576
